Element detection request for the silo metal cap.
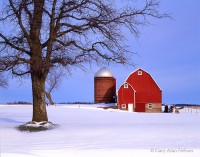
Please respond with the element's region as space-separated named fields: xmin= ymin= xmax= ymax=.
xmin=95 ymin=67 xmax=113 ymax=77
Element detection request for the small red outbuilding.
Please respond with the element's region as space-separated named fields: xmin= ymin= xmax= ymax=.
xmin=117 ymin=69 xmax=162 ymax=112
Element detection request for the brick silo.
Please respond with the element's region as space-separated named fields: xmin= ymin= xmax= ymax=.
xmin=94 ymin=67 xmax=116 ymax=103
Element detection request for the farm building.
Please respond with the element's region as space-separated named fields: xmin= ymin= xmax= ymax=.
xmin=94 ymin=67 xmax=116 ymax=103
xmin=117 ymin=69 xmax=162 ymax=112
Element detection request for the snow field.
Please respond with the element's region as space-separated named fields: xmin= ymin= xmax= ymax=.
xmin=0 ymin=104 xmax=200 ymax=157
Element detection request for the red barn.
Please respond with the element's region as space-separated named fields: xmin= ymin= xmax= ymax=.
xmin=117 ymin=69 xmax=162 ymax=112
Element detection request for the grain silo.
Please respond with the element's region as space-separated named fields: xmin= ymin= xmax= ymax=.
xmin=94 ymin=67 xmax=116 ymax=103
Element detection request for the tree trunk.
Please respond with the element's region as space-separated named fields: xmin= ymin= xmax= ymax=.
xmin=31 ymin=74 xmax=48 ymax=122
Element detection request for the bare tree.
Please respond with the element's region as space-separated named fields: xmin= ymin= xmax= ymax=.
xmin=45 ymin=69 xmax=63 ymax=105
xmin=0 ymin=0 xmax=168 ymax=122
xmin=0 ymin=73 xmax=8 ymax=88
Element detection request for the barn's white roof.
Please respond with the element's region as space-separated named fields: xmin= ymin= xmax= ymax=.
xmin=95 ymin=67 xmax=113 ymax=77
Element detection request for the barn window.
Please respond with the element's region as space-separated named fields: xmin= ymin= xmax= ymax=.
xmin=122 ymin=104 xmax=126 ymax=109
xmin=148 ymin=103 xmax=153 ymax=109
xmin=138 ymin=71 xmax=142 ymax=75
xmin=124 ymin=83 xmax=128 ymax=88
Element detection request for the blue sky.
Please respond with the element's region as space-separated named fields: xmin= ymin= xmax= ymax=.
xmin=0 ymin=0 xmax=200 ymax=104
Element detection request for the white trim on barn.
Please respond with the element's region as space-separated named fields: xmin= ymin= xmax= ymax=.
xmin=148 ymin=103 xmax=153 ymax=109
xmin=138 ymin=70 xmax=142 ymax=75
xmin=122 ymin=104 xmax=126 ymax=109
xmin=124 ymin=83 xmax=129 ymax=88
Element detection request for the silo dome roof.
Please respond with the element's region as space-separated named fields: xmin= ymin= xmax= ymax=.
xmin=95 ymin=67 xmax=113 ymax=77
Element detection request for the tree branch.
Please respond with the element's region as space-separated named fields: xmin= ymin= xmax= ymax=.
xmin=0 ymin=33 xmax=30 ymax=55
xmin=8 ymin=0 xmax=31 ymax=46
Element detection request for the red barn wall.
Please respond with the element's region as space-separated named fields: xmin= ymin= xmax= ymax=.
xmin=117 ymin=69 xmax=162 ymax=112
xmin=126 ymin=69 xmax=162 ymax=104
xmin=117 ymin=84 xmax=135 ymax=110
xmin=135 ymin=103 xmax=145 ymax=112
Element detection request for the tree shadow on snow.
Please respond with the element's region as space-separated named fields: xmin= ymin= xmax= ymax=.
xmin=0 ymin=117 xmax=24 ymax=124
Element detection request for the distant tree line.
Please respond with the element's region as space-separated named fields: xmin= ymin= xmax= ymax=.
xmin=162 ymin=104 xmax=200 ymax=107
xmin=6 ymin=101 xmax=32 ymax=105
xmin=56 ymin=102 xmax=94 ymax=104
xmin=4 ymin=101 xmax=94 ymax=105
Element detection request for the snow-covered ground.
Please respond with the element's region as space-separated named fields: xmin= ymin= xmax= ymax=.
xmin=0 ymin=104 xmax=200 ymax=157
